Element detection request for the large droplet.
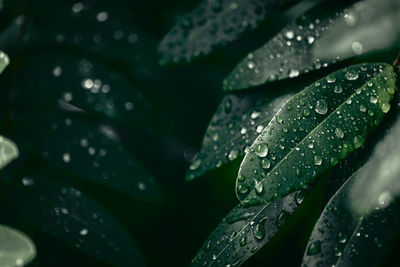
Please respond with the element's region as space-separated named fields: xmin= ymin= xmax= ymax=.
xmin=314 ymin=155 xmax=322 ymax=166
xmin=189 ymin=159 xmax=201 ymax=170
xmin=228 ymin=149 xmax=239 ymax=161
xmin=254 ymin=143 xmax=268 ymax=158
xmin=314 ymin=100 xmax=328 ymax=115
xmin=0 ymin=51 xmax=9 ymax=74
xmin=345 ymin=70 xmax=359 ymax=80
xmin=261 ymin=159 xmax=271 ymax=169
xmin=253 ymin=218 xmax=267 ymax=240
xmin=335 ymin=128 xmax=344 ymax=139
xmin=307 ymin=240 xmax=321 ymax=255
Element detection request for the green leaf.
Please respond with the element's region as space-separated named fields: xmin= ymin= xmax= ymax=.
xmin=15 ymin=52 xmax=162 ymax=132
xmin=223 ymin=0 xmax=398 ymax=90
xmin=11 ymin=114 xmax=160 ymax=201
xmin=191 ymin=190 xmax=304 ymax=267
xmin=0 ymin=224 xmax=36 ymax=267
xmin=302 ymin=172 xmax=400 ymax=267
xmin=158 ymin=0 xmax=300 ymax=64
xmin=313 ymin=0 xmax=400 ymax=62
xmin=236 ymin=63 xmax=395 ymax=204
xmin=187 ymin=90 xmax=294 ymax=180
xmin=0 ymin=136 xmax=18 ymax=170
xmin=3 ymin=176 xmax=145 ymax=267
xmin=349 ymin=97 xmax=400 ymax=216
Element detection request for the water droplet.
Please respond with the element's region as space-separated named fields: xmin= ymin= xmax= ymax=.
xmin=314 ymin=155 xmax=322 ymax=166
xmin=276 ymin=211 xmax=289 ymax=227
xmin=228 ymin=149 xmax=239 ymax=161
xmin=289 ymin=69 xmax=299 ymax=78
xmin=381 ymin=103 xmax=390 ymax=113
xmin=285 ymin=30 xmax=294 ymax=39
xmin=254 ymin=180 xmax=263 ymax=194
xmin=369 ymin=96 xmax=377 ymax=104
xmin=261 ymin=159 xmax=271 ymax=169
xmin=189 ymin=159 xmax=201 ymax=170
xmin=53 ymin=66 xmax=62 ymax=77
xmin=248 ymin=62 xmax=255 ymax=70
xmin=239 ymin=236 xmax=247 ymax=247
xmin=237 ymin=184 xmax=249 ymax=195
xmin=338 ymin=232 xmax=347 ymax=243
xmin=0 ymin=51 xmax=9 ymax=73
xmin=326 ymin=75 xmax=336 ymax=83
xmin=97 ymin=11 xmax=108 ymax=22
xmin=303 ymin=108 xmax=311 ymax=117
xmin=335 ymin=128 xmax=344 ymax=139
xmin=295 ymin=191 xmax=306 ymax=205
xmin=351 ymin=41 xmax=363 ymax=55
xmin=254 ymin=143 xmax=268 ymax=158
xmin=345 ymin=70 xmax=359 ymax=81
xmin=334 ymin=86 xmax=343 ymax=94
xmin=62 ymin=153 xmax=71 ymax=163
xmin=359 ymin=105 xmax=366 ymax=112
xmin=314 ymin=99 xmax=328 ymax=115
xmin=80 ymin=228 xmax=89 ymax=236
xmin=22 ymin=177 xmax=34 ymax=186
xmin=307 ymin=36 xmax=315 ymax=45
xmin=253 ymin=218 xmax=267 ymax=240
xmin=307 ymin=240 xmax=321 ymax=255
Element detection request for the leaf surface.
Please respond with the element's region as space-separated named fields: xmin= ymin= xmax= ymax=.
xmin=187 ymin=90 xmax=293 ymax=180
xmin=224 ymin=0 xmax=399 ymax=90
xmin=3 ymin=176 xmax=145 ymax=267
xmin=236 ymin=63 xmax=395 ymax=204
xmin=158 ymin=0 xmax=300 ymax=63
xmin=302 ymin=173 xmax=400 ymax=267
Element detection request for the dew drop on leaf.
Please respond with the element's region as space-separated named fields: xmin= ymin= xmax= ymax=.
xmin=314 ymin=99 xmax=328 ymax=115
xmin=335 ymin=128 xmax=345 ymax=139
xmin=307 ymin=240 xmax=321 ymax=255
xmin=314 ymin=155 xmax=322 ymax=166
xmin=254 ymin=143 xmax=268 ymax=158
xmin=345 ymin=70 xmax=359 ymax=81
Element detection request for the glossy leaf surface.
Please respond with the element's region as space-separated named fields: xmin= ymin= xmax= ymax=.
xmin=187 ymin=91 xmax=293 ymax=180
xmin=3 ymin=176 xmax=145 ymax=267
xmin=159 ymin=0 xmax=300 ymax=64
xmin=236 ymin=63 xmax=395 ymax=204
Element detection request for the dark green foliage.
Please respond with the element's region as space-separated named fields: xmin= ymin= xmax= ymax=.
xmin=0 ymin=0 xmax=400 ymax=266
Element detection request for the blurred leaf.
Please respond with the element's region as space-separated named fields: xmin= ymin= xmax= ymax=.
xmin=15 ymin=51 xmax=161 ymax=133
xmin=313 ymin=0 xmax=400 ymax=62
xmin=3 ymin=176 xmax=145 ymax=267
xmin=236 ymin=63 xmax=395 ymax=204
xmin=187 ymin=90 xmax=293 ymax=180
xmin=302 ymin=172 xmax=400 ymax=267
xmin=191 ymin=191 xmax=303 ymax=267
xmin=0 ymin=135 xmax=18 ymax=170
xmin=349 ymin=98 xmax=400 ymax=216
xmin=223 ymin=0 xmax=399 ymax=90
xmin=158 ymin=0 xmax=301 ymax=64
xmin=0 ymin=224 xmax=36 ymax=267
xmin=11 ymin=114 xmax=160 ymax=201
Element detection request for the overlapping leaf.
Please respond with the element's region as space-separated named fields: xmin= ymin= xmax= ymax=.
xmin=11 ymin=114 xmax=160 ymax=201
xmin=187 ymin=90 xmax=293 ymax=180
xmin=3 ymin=176 xmax=145 ymax=267
xmin=158 ymin=0 xmax=301 ymax=64
xmin=16 ymin=52 xmax=161 ymax=132
xmin=302 ymin=173 xmax=400 ymax=267
xmin=0 ymin=224 xmax=36 ymax=267
xmin=236 ymin=63 xmax=395 ymax=204
xmin=191 ymin=191 xmax=303 ymax=266
xmin=224 ymin=0 xmax=400 ymax=90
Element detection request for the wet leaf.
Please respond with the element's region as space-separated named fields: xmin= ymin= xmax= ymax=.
xmin=11 ymin=114 xmax=160 ymax=201
xmin=350 ymin=97 xmax=400 ymax=216
xmin=187 ymin=90 xmax=293 ymax=180
xmin=3 ymin=176 xmax=145 ymax=267
xmin=236 ymin=63 xmax=395 ymax=204
xmin=302 ymin=173 xmax=400 ymax=267
xmin=16 ymin=52 xmax=160 ymax=132
xmin=158 ymin=0 xmax=300 ymax=64
xmin=223 ymin=0 xmax=398 ymax=90
xmin=191 ymin=191 xmax=302 ymax=267
xmin=0 ymin=224 xmax=36 ymax=267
